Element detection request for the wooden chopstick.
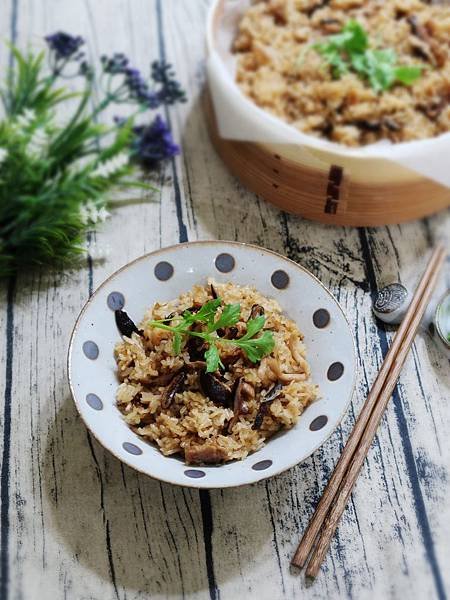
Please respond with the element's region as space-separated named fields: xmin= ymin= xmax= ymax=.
xmin=292 ymin=244 xmax=446 ymax=574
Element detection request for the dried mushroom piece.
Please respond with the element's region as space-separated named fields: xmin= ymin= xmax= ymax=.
xmin=261 ymin=382 xmax=283 ymax=404
xmin=228 ymin=378 xmax=255 ymax=433
xmin=161 ymin=371 xmax=185 ymax=409
xmin=253 ymin=403 xmax=269 ymax=431
xmin=199 ymin=371 xmax=233 ymax=407
xmin=407 ymin=15 xmax=446 ymax=68
xmin=249 ymin=304 xmax=265 ymax=320
xmin=253 ymin=382 xmax=283 ymax=430
xmin=217 ymin=326 xmax=239 ymax=339
xmin=210 ymin=283 xmax=218 ymax=299
xmin=115 ymin=309 xmax=142 ymax=338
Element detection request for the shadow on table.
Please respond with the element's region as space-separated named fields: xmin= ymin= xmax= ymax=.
xmin=42 ymin=393 xmax=274 ymax=597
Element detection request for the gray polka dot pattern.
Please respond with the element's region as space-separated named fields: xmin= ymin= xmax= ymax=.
xmin=122 ymin=442 xmax=142 ymax=455
xmin=327 ymin=362 xmax=344 ymax=381
xmin=215 ymin=253 xmax=235 ymax=273
xmin=184 ymin=469 xmax=206 ymax=479
xmin=82 ymin=341 xmax=99 ymax=360
xmin=309 ymin=415 xmax=328 ymax=431
xmin=107 ymin=291 xmax=125 ymax=311
xmin=252 ymin=460 xmax=273 ymax=471
xmin=86 ymin=393 xmax=103 ymax=410
xmin=313 ymin=309 xmax=330 ymax=329
xmin=154 ymin=261 xmax=174 ymax=281
xmin=271 ymin=270 xmax=289 ymax=289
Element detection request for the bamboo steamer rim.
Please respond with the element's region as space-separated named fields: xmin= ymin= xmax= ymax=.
xmin=205 ymin=0 xmax=450 ymax=226
xmin=206 ymin=0 xmax=450 ymax=178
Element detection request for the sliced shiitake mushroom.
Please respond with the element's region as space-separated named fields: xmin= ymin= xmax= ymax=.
xmin=217 ymin=326 xmax=239 ymax=339
xmin=199 ymin=371 xmax=232 ymax=407
xmin=407 ymin=15 xmax=446 ymax=67
xmin=249 ymin=304 xmax=265 ymax=320
xmin=210 ymin=283 xmax=218 ymax=299
xmin=186 ymin=320 xmax=208 ymax=361
xmin=352 ymin=120 xmax=381 ymax=133
xmin=115 ymin=310 xmax=143 ymax=338
xmin=261 ymin=382 xmax=283 ymax=404
xmin=162 ymin=312 xmax=176 ymax=325
xmin=253 ymin=383 xmax=283 ymax=430
xmin=228 ymin=378 xmax=255 ymax=433
xmin=161 ymin=371 xmax=185 ymax=409
xmin=253 ymin=404 xmax=269 ymax=431
xmin=131 ymin=391 xmax=142 ymax=405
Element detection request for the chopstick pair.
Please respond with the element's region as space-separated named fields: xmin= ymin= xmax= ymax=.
xmin=292 ymin=244 xmax=447 ymax=579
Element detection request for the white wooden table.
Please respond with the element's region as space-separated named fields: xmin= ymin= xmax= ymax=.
xmin=1 ymin=1 xmax=449 ymax=599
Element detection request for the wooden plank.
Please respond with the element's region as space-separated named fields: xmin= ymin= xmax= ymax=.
xmin=1 ymin=4 xmax=19 ymax=600
xmin=162 ymin=1 xmax=450 ymax=597
xmin=2 ymin=2 xmax=209 ymax=599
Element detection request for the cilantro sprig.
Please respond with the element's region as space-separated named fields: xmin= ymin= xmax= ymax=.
xmin=147 ymin=298 xmax=275 ymax=372
xmin=312 ymin=20 xmax=422 ymax=93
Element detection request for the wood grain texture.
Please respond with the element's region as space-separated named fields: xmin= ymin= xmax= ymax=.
xmin=205 ymin=96 xmax=450 ymax=227
xmin=0 ymin=1 xmax=449 ymax=600
xmin=302 ymin=245 xmax=447 ymax=577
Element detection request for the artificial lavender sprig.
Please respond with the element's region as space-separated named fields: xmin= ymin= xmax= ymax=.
xmin=132 ymin=115 xmax=180 ymax=168
xmin=45 ymin=32 xmax=84 ymax=59
xmin=0 ymin=32 xmax=186 ymax=276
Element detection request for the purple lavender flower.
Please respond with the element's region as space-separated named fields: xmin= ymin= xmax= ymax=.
xmin=124 ymin=67 xmax=158 ymax=106
xmin=101 ymin=53 xmax=129 ymax=75
xmin=151 ymin=60 xmax=186 ymax=106
xmin=132 ymin=115 xmax=180 ymax=168
xmin=45 ymin=32 xmax=84 ymax=60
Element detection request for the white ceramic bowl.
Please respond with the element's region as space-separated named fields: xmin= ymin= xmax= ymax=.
xmin=68 ymin=241 xmax=356 ymax=488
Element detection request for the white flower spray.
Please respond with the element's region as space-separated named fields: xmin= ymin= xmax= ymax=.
xmin=15 ymin=108 xmax=36 ymax=130
xmin=79 ymin=200 xmax=110 ymax=226
xmin=92 ymin=152 xmax=129 ymax=178
xmin=26 ymin=127 xmax=50 ymax=158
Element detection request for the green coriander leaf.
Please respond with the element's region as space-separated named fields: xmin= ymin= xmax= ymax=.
xmin=210 ymin=303 xmax=241 ymax=332
xmin=313 ymin=44 xmax=348 ymax=78
xmin=364 ymin=49 xmax=396 ymax=92
xmin=311 ymin=20 xmax=422 ymax=93
xmin=241 ymin=315 xmax=266 ymax=340
xmin=172 ymin=332 xmax=182 ymax=355
xmin=350 ymin=52 xmax=367 ymax=74
xmin=183 ymin=298 xmax=221 ymax=324
xmin=235 ymin=331 xmax=275 ymax=363
xmin=341 ymin=20 xmax=368 ymax=53
xmin=374 ymin=48 xmax=397 ymax=63
xmin=394 ymin=65 xmax=422 ymax=86
xmin=327 ymin=52 xmax=349 ymax=78
xmin=205 ymin=343 xmax=223 ymax=373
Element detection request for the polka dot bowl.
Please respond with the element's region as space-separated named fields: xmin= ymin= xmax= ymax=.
xmin=68 ymin=241 xmax=356 ymax=488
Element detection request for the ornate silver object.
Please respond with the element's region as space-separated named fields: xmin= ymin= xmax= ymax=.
xmin=373 ymin=282 xmax=450 ymax=361
xmin=372 ymin=283 xmax=410 ymax=324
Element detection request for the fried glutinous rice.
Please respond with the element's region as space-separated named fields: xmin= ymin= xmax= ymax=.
xmin=115 ymin=281 xmax=319 ymax=465
xmin=233 ymin=0 xmax=450 ymax=146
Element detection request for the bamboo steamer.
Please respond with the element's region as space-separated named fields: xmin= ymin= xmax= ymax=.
xmin=205 ymin=0 xmax=450 ymax=227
